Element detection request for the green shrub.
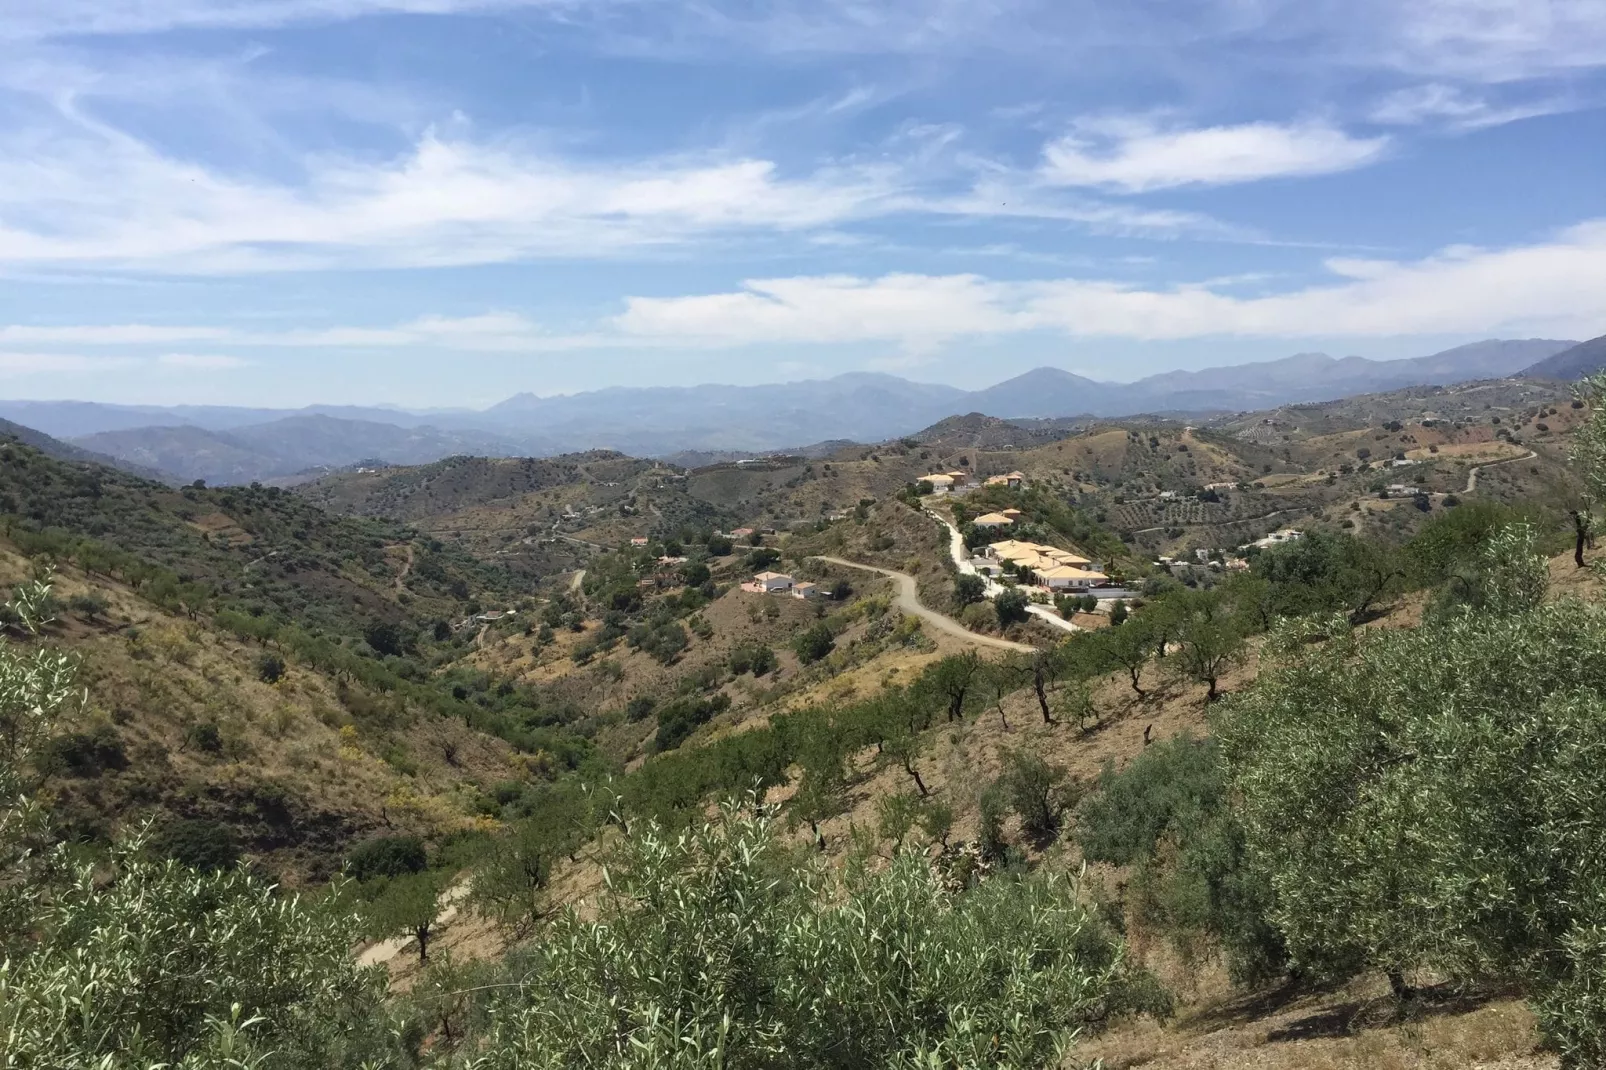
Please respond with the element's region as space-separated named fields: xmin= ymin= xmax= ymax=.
xmin=1076 ymin=736 xmax=1284 ymax=984
xmin=953 ymin=574 xmax=986 ymax=608
xmin=998 ymin=749 xmax=1072 ymax=841
xmin=793 ymin=622 xmax=835 ymax=665
xmin=463 ymin=802 xmax=1161 ymax=1069
xmin=345 ymin=834 xmax=427 ymax=882
xmin=257 ymin=652 xmax=286 ymax=683
xmin=41 ymin=722 xmax=127 ymax=777
xmin=183 ymin=721 xmax=223 ymax=755
xmin=151 ymin=818 xmax=242 ymax=873
xmin=654 ymin=693 xmax=732 ymax=753
xmin=994 ymin=588 xmax=1030 ymax=626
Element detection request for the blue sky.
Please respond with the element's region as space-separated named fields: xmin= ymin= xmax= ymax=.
xmin=0 ymin=0 xmax=1603 ymax=409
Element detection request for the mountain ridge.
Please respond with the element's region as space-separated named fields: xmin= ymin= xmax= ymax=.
xmin=1522 ymin=332 xmax=1606 ymax=380
xmin=6 ymin=337 xmax=1580 ymax=483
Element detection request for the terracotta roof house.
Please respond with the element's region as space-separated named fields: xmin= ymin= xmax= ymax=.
xmin=972 ymin=512 xmax=1015 ymax=528
xmin=1038 ymin=565 xmax=1109 ymax=590
xmin=792 ymin=581 xmax=824 ymax=600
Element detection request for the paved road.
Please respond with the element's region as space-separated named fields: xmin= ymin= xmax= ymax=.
xmin=927 ymin=511 xmax=1081 ymax=636
xmin=1464 ymin=450 xmax=1537 ymax=493
xmin=812 ymin=555 xmax=1034 ymax=653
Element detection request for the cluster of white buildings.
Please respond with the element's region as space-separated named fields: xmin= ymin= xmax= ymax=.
xmin=974 ymin=540 xmax=1109 ymax=591
xmin=923 ymin=470 xmax=1025 ymax=496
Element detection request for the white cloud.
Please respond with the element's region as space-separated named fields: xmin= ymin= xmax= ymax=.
xmin=0 ymin=114 xmax=1240 ymax=272
xmin=1370 ymin=82 xmax=1572 ymax=128
xmin=0 ymin=324 xmax=231 ymax=345
xmin=0 ymin=313 xmax=561 ymax=351
xmin=1382 ymin=0 xmax=1606 ymax=81
xmin=1040 ymin=116 xmax=1390 ymax=193
xmin=10 ymin=221 xmax=1605 ymax=356
xmin=610 ymin=220 xmax=1606 ymax=345
xmin=12 ymin=221 xmax=1605 ymax=355
xmin=157 ymin=353 xmax=250 ymax=368
xmin=0 ymin=126 xmax=941 ymax=272
xmin=0 ymin=0 xmax=561 ymax=39
xmin=0 ymin=352 xmax=140 ymax=374
xmin=615 ymin=274 xmax=1033 ymax=347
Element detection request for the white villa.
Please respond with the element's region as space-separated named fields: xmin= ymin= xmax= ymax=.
xmin=985 ymin=539 xmax=1108 ymax=589
xmin=753 ymin=571 xmax=794 ymax=593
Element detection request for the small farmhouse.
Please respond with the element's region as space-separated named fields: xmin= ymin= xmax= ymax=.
xmin=753 ymin=571 xmax=794 ymax=593
xmin=792 ymin=581 xmax=824 ymax=600
xmin=972 ymin=512 xmax=1015 ymax=528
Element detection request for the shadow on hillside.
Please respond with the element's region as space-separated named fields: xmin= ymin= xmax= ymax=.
xmin=1183 ymin=978 xmax=1513 ymax=1045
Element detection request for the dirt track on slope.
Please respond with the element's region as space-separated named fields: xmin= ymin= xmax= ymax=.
xmin=811 ymin=555 xmax=1034 ymax=653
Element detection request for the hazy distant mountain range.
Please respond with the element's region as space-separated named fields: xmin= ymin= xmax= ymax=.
xmin=0 ymin=335 xmax=1596 ymax=485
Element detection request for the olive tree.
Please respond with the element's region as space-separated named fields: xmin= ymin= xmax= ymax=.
xmin=0 ymin=579 xmax=393 ymax=1069
xmin=458 ymin=800 xmax=1161 ymax=1070
xmin=1218 ymin=600 xmax=1606 ymax=1064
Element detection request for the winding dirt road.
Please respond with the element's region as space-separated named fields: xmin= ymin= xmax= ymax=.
xmin=812 ymin=555 xmax=1034 ymax=653
xmin=1464 ymin=450 xmax=1537 ymax=494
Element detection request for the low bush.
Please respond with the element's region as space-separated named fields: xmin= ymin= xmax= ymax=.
xmin=346 ymin=834 xmax=427 ymax=882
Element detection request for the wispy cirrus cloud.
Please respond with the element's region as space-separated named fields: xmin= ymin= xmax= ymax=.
xmin=1369 ymin=82 xmax=1577 ymax=128
xmin=0 ymin=131 xmax=907 ymax=272
xmin=0 ymin=118 xmax=1248 ymax=274
xmin=1040 ymin=116 xmax=1390 ymax=193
